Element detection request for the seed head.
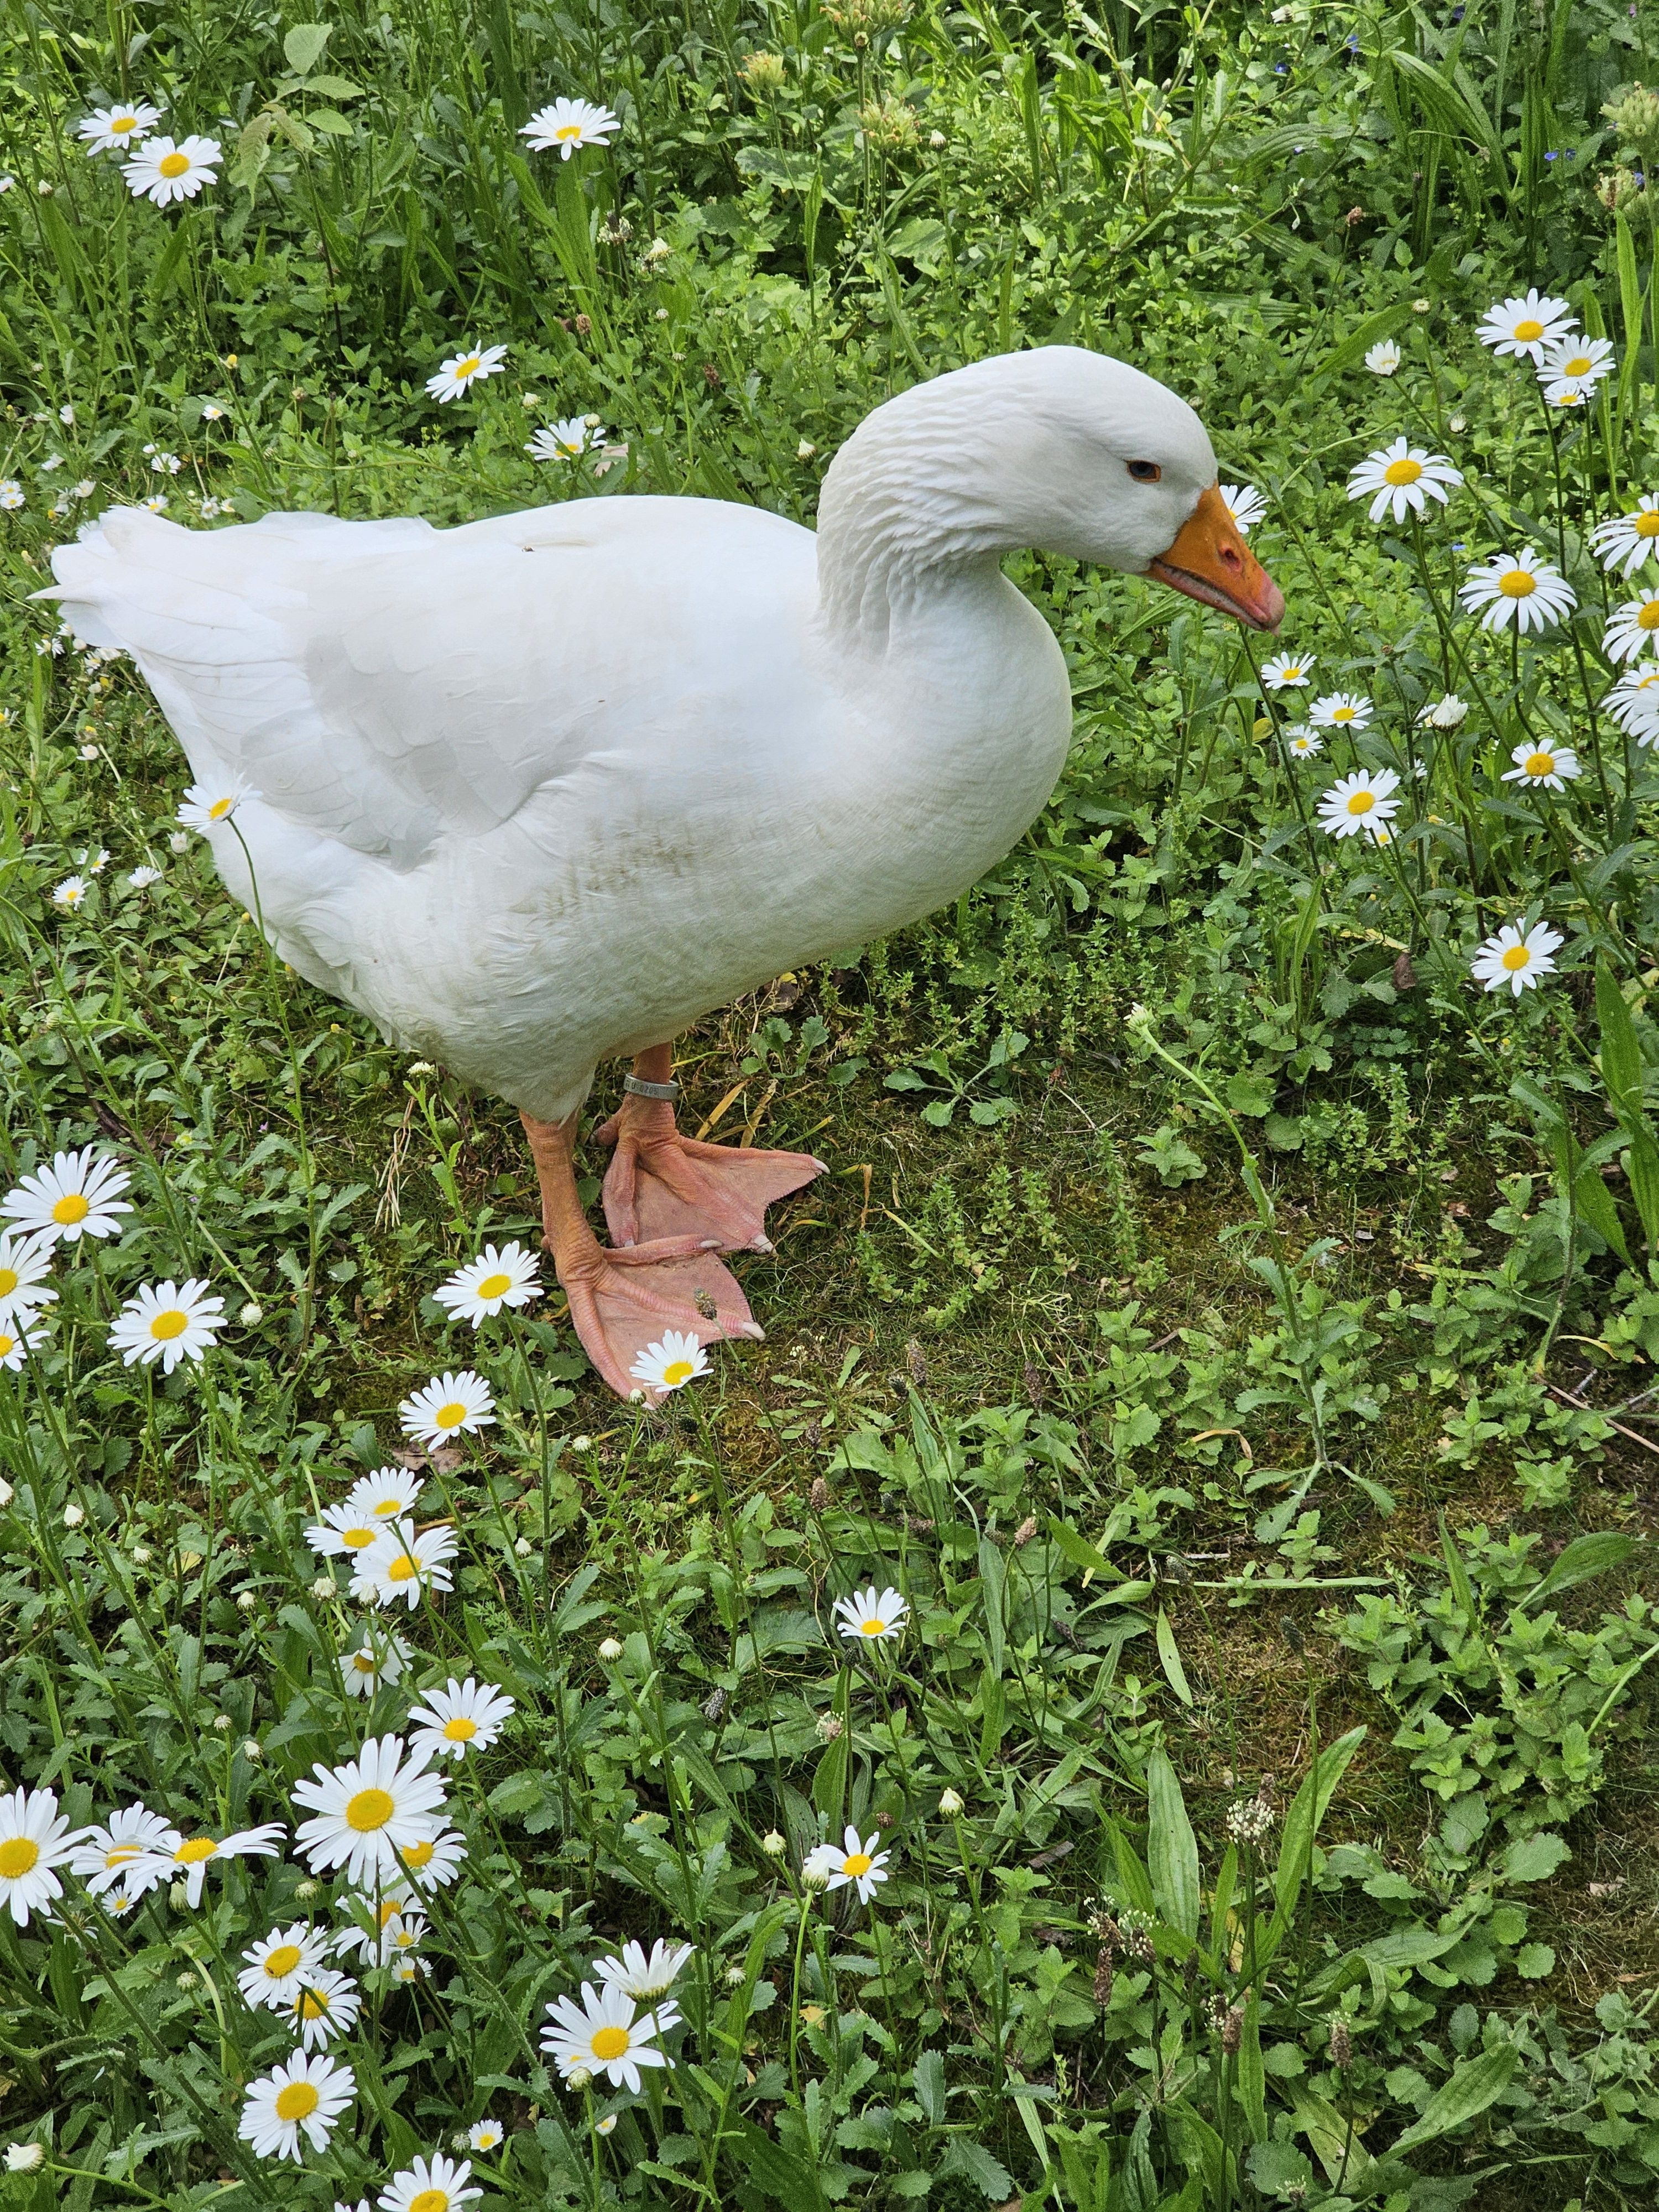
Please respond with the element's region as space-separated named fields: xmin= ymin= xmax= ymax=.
xmin=1329 ymin=2016 xmax=1353 ymax=2069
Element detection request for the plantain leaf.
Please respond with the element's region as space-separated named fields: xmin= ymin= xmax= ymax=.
xmin=1390 ymin=2046 xmax=1518 ymax=2158
xmin=1146 ymin=1749 xmax=1199 ymax=1940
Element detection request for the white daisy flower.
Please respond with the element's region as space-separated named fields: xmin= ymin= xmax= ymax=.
xmin=1345 ymin=436 xmax=1462 ymax=524
xmin=432 ymin=1242 xmax=541 ymax=1327
xmin=0 ymin=482 xmax=23 ymax=511
xmin=4 ymin=2144 xmax=44 ymax=2171
xmin=0 ymin=1230 xmax=56 ymax=1326
xmin=520 ymin=97 xmax=619 ymax=158
xmin=395 ymin=1825 xmax=467 ymax=1890
xmin=332 ymin=1891 xmax=427 ymax=1965
xmin=69 ymin=1802 xmax=173 ymax=1901
xmin=1308 ymin=692 xmax=1373 ymax=732
xmin=2 ymin=1147 xmax=132 ymax=1246
xmin=399 ymin=1369 xmax=495 ymax=1449
xmin=1539 ymin=333 xmax=1615 ymax=404
xmin=1284 ymin=727 xmax=1323 ymax=758
xmin=425 ymin=344 xmax=508 ymax=404
xmin=0 ymin=1318 xmax=43 ymax=1372
xmin=237 ymin=1922 xmax=331 ymax=2010
xmin=629 ymin=1331 xmax=709 ymax=1393
xmin=108 ymin=1278 xmax=226 ymax=1373
xmin=1502 ymin=740 xmax=1580 ymax=790
xmin=1458 ymin=548 xmax=1576 ymax=634
xmin=1604 ymin=664 xmax=1659 ymax=742
xmin=526 ymin=416 xmax=604 ymax=462
xmin=142 ymin=494 xmax=168 ymax=513
xmin=1589 ymin=494 xmax=1659 ymax=579
xmin=77 ymin=102 xmax=161 ymax=154
xmin=1316 ymin=768 xmax=1402 ymax=839
xmin=592 ymin=1937 xmax=694 ymax=2002
xmin=0 ymin=1787 xmax=86 ymax=1926
xmin=1418 ymin=694 xmax=1469 ymax=728
xmin=126 ymin=865 xmax=162 ymax=889
xmin=349 ymin=1521 xmax=459 ymax=1610
xmin=1259 ymin=650 xmax=1314 ymax=690
xmin=292 ymin=1735 xmax=449 ymax=1888
xmin=237 ymin=2049 xmax=354 ymax=2164
xmin=122 ymin=133 xmax=221 ymax=205
xmin=379 ymin=2152 xmax=482 ymax=2212
xmin=804 ymin=1823 xmax=892 ymax=1905
xmin=407 ymin=1677 xmax=517 ymax=1761
xmin=52 ymin=874 xmax=88 ymax=910
xmin=1217 ymin=482 xmax=1266 ymax=534
xmin=541 ymin=1980 xmax=677 ymax=2093
xmin=832 ymin=1584 xmax=909 ymax=1641
xmin=177 ymin=778 xmax=258 ymax=829
xmin=467 ymin=2119 xmax=505 ymax=2154
xmin=1364 ymin=338 xmax=1402 ymax=376
xmin=1604 ymin=591 xmax=1659 ymax=664
xmin=288 ymin=1965 xmax=362 ymax=2049
xmin=1471 ymin=919 xmax=1564 ymax=998
xmin=1476 ymin=290 xmax=1576 ymax=363
xmin=136 ymin=1821 xmax=284 ymax=1908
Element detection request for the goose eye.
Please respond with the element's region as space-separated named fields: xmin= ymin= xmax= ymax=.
xmin=1126 ymin=460 xmax=1162 ymax=483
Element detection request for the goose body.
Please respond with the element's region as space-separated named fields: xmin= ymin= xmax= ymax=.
xmin=47 ymin=346 xmax=1281 ymax=1396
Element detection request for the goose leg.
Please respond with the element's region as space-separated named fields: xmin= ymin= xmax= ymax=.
xmin=596 ymin=1044 xmax=826 ymax=1252
xmin=520 ymin=1108 xmax=763 ymax=1404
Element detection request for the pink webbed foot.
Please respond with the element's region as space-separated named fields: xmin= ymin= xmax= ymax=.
xmin=597 ymin=1094 xmax=825 ymax=1253
xmin=556 ymin=1235 xmax=763 ymax=1404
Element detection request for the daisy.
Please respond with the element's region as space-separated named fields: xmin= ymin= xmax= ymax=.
xmin=805 ymin=1823 xmax=892 ymax=1905
xmin=139 ymin=1822 xmax=284 ymax=1908
xmin=0 ymin=482 xmax=23 ymax=510
xmin=177 ymin=777 xmax=257 ymax=829
xmin=108 ymin=1279 xmax=226 ymax=1372
xmin=1502 ymin=740 xmax=1580 ymax=790
xmin=1345 ymin=437 xmax=1462 ymax=525
xmin=832 ymin=1584 xmax=909 ymax=1641
xmin=468 ymin=2119 xmax=504 ymax=2154
xmin=432 ymin=1242 xmax=541 ymax=1327
xmin=0 ymin=1319 xmax=42 ymax=1371
xmin=238 ymin=2049 xmax=354 ymax=2164
xmin=237 ymin=1922 xmax=331 ymax=2010
xmin=292 ymin=1735 xmax=449 ymax=1888
xmin=1418 ymin=694 xmax=1469 ymax=728
xmin=0 ymin=1787 xmax=86 ymax=1926
xmin=425 ymin=345 xmax=508 ymax=404
xmin=1590 ymin=494 xmax=1659 ymax=579
xmin=309 ymin=1468 xmax=427 ymax=1556
xmin=629 ymin=1331 xmax=708 ymax=1393
xmin=350 ymin=1521 xmax=459 ymax=1610
xmin=1364 ymin=338 xmax=1402 ymax=375
xmin=399 ymin=1370 xmax=495 ymax=1449
xmin=526 ymin=417 xmax=603 ymax=462
xmin=2 ymin=1149 xmax=131 ymax=1246
xmin=394 ymin=1825 xmax=467 ymax=1890
xmin=1604 ymin=592 xmax=1659 ymax=664
xmin=592 ymin=1937 xmax=694 ymax=2002
xmin=1284 ymin=727 xmax=1322 ymax=758
xmin=1539 ymin=333 xmax=1615 ymax=404
xmin=1316 ymin=769 xmax=1401 ymax=840
xmin=407 ymin=1677 xmax=517 ymax=1761
xmin=379 ymin=2152 xmax=482 ymax=2212
xmin=1604 ymin=665 xmax=1659 ymax=742
xmin=1308 ymin=692 xmax=1373 ymax=732
xmin=340 ymin=1630 xmax=414 ymax=1697
xmin=520 ymin=97 xmax=619 ymax=157
xmin=1259 ymin=650 xmax=1314 ymax=690
xmin=0 ymin=1230 xmax=56 ymax=1326
xmin=122 ymin=133 xmax=221 ymax=206
xmin=1458 ymin=548 xmax=1577 ymax=634
xmin=69 ymin=1802 xmax=173 ymax=1901
xmin=288 ymin=1965 xmax=362 ymax=2050
xmin=333 ymin=1892 xmax=427 ymax=1965
xmin=1470 ymin=919 xmax=1564 ymax=998
xmin=126 ymin=865 xmax=162 ymax=889
xmin=77 ymin=101 xmax=160 ymax=155
xmin=541 ymin=1981 xmax=677 ymax=2093
xmin=1476 ymin=290 xmax=1576 ymax=363
xmin=53 ymin=874 xmax=88 ymax=910
xmin=1217 ymin=482 xmax=1266 ymax=534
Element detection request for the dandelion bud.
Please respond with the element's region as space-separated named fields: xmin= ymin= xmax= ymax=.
xmin=310 ymin=1575 xmax=335 ymax=1601
xmin=62 ymin=1503 xmax=85 ymax=1528
xmin=1329 ymin=2016 xmax=1353 ymax=2069
xmin=938 ymin=1787 xmax=964 ymax=1816
xmin=238 ymin=1302 xmax=263 ymax=1325
xmin=1093 ymin=1946 xmax=1114 ymax=2003
xmin=1222 ymin=2002 xmax=1245 ymax=2056
xmin=236 ymin=1589 xmax=257 ymax=1611
xmin=761 ymin=1830 xmax=786 ymax=1855
xmin=598 ymin=1637 xmax=624 ymax=1662
xmin=1013 ymin=1515 xmax=1038 ymax=1548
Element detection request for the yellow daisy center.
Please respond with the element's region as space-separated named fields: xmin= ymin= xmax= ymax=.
xmin=860 ymin=1617 xmax=887 ymax=1635
xmin=295 ymin=1987 xmax=331 ymax=2020
xmin=105 ymin=1843 xmax=139 ymax=1866
xmin=443 ymin=1715 xmax=478 ymax=1740
xmin=1499 ymin=570 xmax=1536 ymax=597
xmin=474 ymin=1271 xmax=512 ymax=1299
xmin=662 ymin=1359 xmax=695 ymax=1386
xmin=374 ymin=1498 xmax=404 ymax=1515
xmin=555 ymin=123 xmax=582 ymax=139
xmin=1345 ymin=791 xmax=1375 ymax=816
xmin=1331 ymin=706 xmax=1356 ymax=721
xmin=158 ymin=151 xmax=189 ymax=178
xmin=1639 ymin=601 xmax=1659 ymax=630
xmin=1562 ymin=354 xmax=1593 ymax=377
xmin=842 ymin=1851 xmax=874 ymax=1877
xmin=175 ymin=1837 xmax=218 ymax=1864
xmin=207 ymin=795 xmax=235 ymax=820
xmin=1524 ymin=753 xmax=1555 ymax=777
xmin=1638 ymin=512 xmax=1659 ymax=538
xmin=0 ymin=1837 xmax=40 ymax=1879
xmin=351 ymin=1652 xmax=377 ymax=1672
xmin=0 ymin=1268 xmax=18 ymax=1297
xmin=435 ymin=1400 xmax=468 ymax=1429
xmin=455 ymin=357 xmax=481 ymax=379
xmin=263 ymin=1944 xmax=303 ymax=1979
xmin=403 ymin=1838 xmax=435 ymax=1867
xmin=378 ymin=1898 xmax=403 ymax=1927
xmin=0 ymin=1337 xmax=18 ymax=1360
xmin=386 ymin=1553 xmax=418 ymax=1583
xmin=113 ymin=115 xmax=137 ymax=132
xmin=342 ymin=1526 xmax=377 ymax=1549
xmin=149 ymin=1309 xmax=189 ymax=1340
xmin=345 ymin=1787 xmax=395 ymax=1832
xmin=1383 ymin=456 xmax=1422 ymax=486
xmin=274 ymin=2080 xmax=320 ymax=2122
xmin=408 ymin=2190 xmax=451 ymax=2212
xmin=1502 ymin=946 xmax=1532 ymax=971
xmin=1513 ymin=317 xmax=1544 ymax=342
xmin=51 ymin=1193 xmax=90 ymax=1224
xmin=1283 ymin=664 xmax=1302 ymax=678
xmin=591 ymin=2026 xmax=631 ymax=2060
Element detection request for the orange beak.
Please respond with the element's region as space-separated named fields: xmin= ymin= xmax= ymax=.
xmin=1147 ymin=483 xmax=1284 ymax=632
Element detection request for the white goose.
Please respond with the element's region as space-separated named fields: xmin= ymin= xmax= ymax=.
xmin=46 ymin=346 xmax=1281 ymax=1398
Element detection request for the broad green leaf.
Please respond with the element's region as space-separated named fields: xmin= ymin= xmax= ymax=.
xmin=1271 ymin=1726 xmax=1365 ymax=1919
xmin=1146 ymin=1749 xmax=1199 ymax=1940
xmin=912 ymin=2047 xmax=947 ymax=2125
xmin=1523 ymin=1532 xmax=1634 ymax=1609
xmin=1595 ymin=960 xmax=1644 ymax=1115
xmin=1046 ymin=1517 xmax=1122 ymax=1579
xmin=284 ymin=22 xmax=332 ymax=74
xmin=937 ymin=2136 xmax=1013 ymax=2200
xmin=1503 ymin=1830 xmax=1570 ymax=1883
xmin=1390 ymin=2046 xmax=1518 ymax=2157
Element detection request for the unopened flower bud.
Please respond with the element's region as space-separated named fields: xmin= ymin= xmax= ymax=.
xmin=242 ymin=1739 xmax=263 ymax=1762
xmin=62 ymin=1502 xmax=85 ymax=1527
xmin=724 ymin=1962 xmax=746 ymax=1985
xmin=212 ymin=1712 xmax=231 ymax=1730
xmin=566 ymin=2064 xmax=593 ymax=2091
xmin=239 ymin=1302 xmax=263 ymax=1325
xmin=762 ymin=1830 xmax=786 ymax=1855
xmin=801 ymin=1862 xmax=830 ymax=1891
xmin=514 ymin=1536 xmax=533 ymax=1557
xmin=237 ymin=1589 xmax=257 ymax=1611
xmin=132 ymin=1544 xmax=152 ymax=1564
xmin=5 ymin=2144 xmax=45 ymax=2173
xmin=311 ymin=1575 xmax=335 ymax=1601
xmin=176 ymin=1969 xmax=197 ymax=1990
xmin=598 ymin=1637 xmax=624 ymax=1662
xmin=938 ymin=1787 xmax=964 ymax=1816
xmin=295 ymin=1880 xmax=319 ymax=1900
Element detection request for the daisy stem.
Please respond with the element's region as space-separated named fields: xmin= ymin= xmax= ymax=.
xmin=786 ymin=1887 xmax=813 ymax=2098
xmin=505 ymin=1310 xmax=557 ymax=1660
